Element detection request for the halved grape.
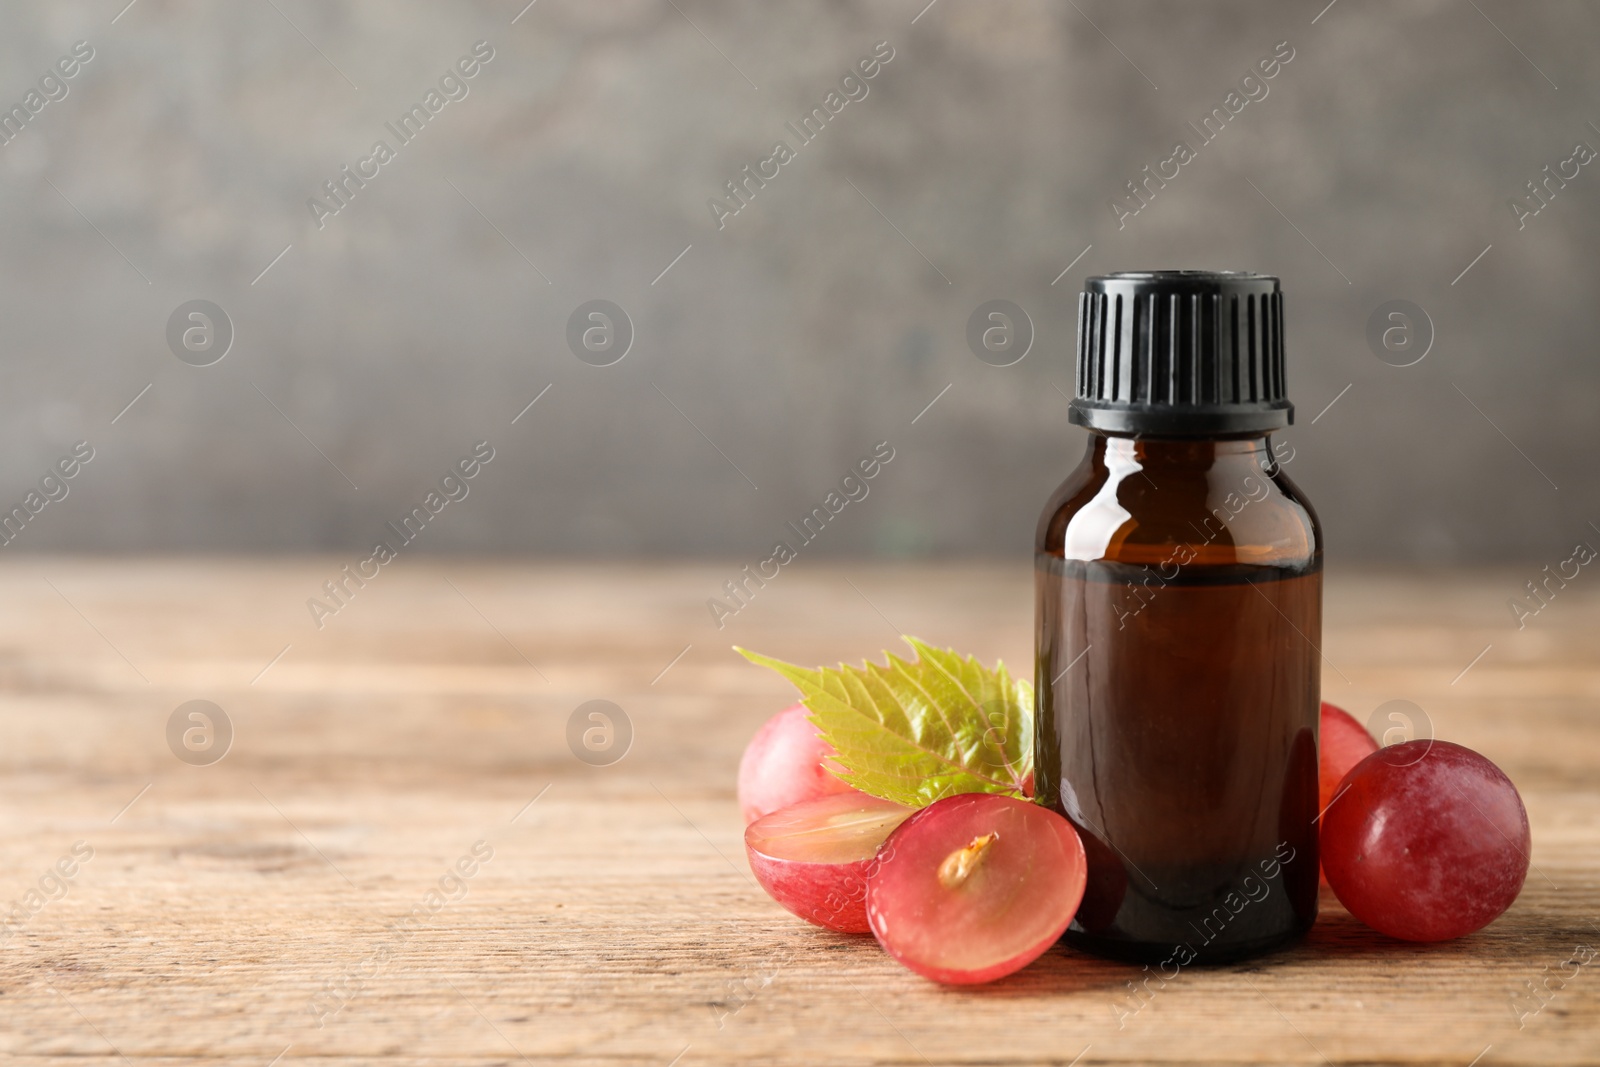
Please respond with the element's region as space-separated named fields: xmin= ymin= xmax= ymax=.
xmin=745 ymin=792 xmax=914 ymax=933
xmin=738 ymin=702 xmax=855 ymax=824
xmin=866 ymin=793 xmax=1086 ymax=984
xmin=1321 ymin=740 xmax=1529 ymax=941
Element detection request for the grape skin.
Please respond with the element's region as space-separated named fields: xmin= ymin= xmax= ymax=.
xmin=1319 ymin=701 xmax=1379 ymax=884
xmin=1319 ymin=700 xmax=1378 ymax=816
xmin=1321 ymin=740 xmax=1529 ymax=942
xmin=737 ymin=702 xmax=855 ymax=825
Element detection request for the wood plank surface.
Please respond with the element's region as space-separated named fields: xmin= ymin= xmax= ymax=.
xmin=0 ymin=558 xmax=1595 ymax=1066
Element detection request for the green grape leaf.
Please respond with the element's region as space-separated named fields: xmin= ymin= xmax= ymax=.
xmin=736 ymin=637 xmax=1034 ymax=808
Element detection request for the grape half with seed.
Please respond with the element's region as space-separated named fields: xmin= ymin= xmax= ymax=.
xmin=866 ymin=793 xmax=1086 ymax=984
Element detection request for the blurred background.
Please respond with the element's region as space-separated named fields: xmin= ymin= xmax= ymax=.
xmin=0 ymin=0 xmax=1595 ymax=563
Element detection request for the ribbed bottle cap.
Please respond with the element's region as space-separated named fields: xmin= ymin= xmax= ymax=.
xmin=1071 ymin=271 xmax=1293 ymax=436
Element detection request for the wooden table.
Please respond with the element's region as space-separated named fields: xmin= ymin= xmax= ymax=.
xmin=0 ymin=559 xmax=1595 ymax=1066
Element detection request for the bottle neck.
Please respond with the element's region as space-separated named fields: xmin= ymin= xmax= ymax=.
xmin=1086 ymin=433 xmax=1279 ymax=479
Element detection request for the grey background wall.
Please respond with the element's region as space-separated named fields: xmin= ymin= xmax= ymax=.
xmin=0 ymin=0 xmax=1595 ymax=562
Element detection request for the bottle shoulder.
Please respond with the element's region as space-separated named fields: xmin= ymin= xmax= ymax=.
xmin=1037 ymin=442 xmax=1320 ymax=569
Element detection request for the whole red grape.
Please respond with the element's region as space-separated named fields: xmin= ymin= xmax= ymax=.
xmin=1319 ymin=701 xmax=1378 ymax=815
xmin=1319 ymin=701 xmax=1379 ymax=884
xmin=1321 ymin=740 xmax=1529 ymax=941
xmin=737 ymin=702 xmax=855 ymax=824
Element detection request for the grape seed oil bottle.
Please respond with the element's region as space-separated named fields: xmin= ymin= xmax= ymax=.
xmin=1035 ymin=271 xmax=1321 ymax=964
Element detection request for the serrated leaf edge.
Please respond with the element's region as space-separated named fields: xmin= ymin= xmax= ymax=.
xmin=735 ymin=638 xmax=1033 ymax=806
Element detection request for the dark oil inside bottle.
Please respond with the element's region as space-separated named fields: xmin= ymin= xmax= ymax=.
xmin=1035 ymin=553 xmax=1321 ymax=964
xmin=1032 ymin=428 xmax=1323 ymax=963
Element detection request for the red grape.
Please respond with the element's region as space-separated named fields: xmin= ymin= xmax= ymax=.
xmin=745 ymin=791 xmax=913 ymax=933
xmin=866 ymin=793 xmax=1086 ymax=984
xmin=738 ymin=702 xmax=855 ymax=824
xmin=1319 ymin=701 xmax=1378 ymax=816
xmin=1318 ymin=701 xmax=1379 ymax=883
xmin=1321 ymin=740 xmax=1529 ymax=941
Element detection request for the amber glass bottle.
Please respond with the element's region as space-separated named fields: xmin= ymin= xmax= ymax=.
xmin=1035 ymin=271 xmax=1321 ymax=965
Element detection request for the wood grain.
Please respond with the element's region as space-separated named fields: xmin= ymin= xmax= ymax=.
xmin=0 ymin=558 xmax=1595 ymax=1066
